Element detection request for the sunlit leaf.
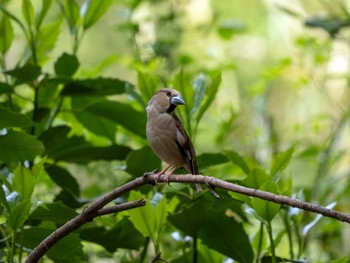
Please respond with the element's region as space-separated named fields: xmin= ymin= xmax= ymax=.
xmin=37 ymin=18 xmax=63 ymax=63
xmin=0 ymin=15 xmax=14 ymax=53
xmin=35 ymin=0 xmax=53 ymax=29
xmin=0 ymin=130 xmax=45 ymax=162
xmin=62 ymin=0 xmax=80 ymax=33
xmin=22 ymin=0 xmax=34 ymax=26
xmin=82 ymin=0 xmax=113 ymax=30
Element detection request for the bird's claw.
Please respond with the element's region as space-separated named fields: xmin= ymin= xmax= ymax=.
xmin=164 ymin=174 xmax=172 ymax=187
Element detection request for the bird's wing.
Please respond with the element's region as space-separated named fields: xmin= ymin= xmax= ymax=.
xmin=173 ymin=114 xmax=199 ymax=174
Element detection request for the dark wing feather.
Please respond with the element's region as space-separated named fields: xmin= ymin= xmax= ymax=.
xmin=173 ymin=114 xmax=199 ymax=174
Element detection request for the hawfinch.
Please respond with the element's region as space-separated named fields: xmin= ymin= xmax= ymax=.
xmin=146 ymin=88 xmax=202 ymax=193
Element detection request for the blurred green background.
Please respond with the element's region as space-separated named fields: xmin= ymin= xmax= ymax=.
xmin=1 ymin=0 xmax=350 ymax=262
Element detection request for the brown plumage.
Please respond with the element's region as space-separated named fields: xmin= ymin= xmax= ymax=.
xmin=146 ymin=88 xmax=202 ymax=193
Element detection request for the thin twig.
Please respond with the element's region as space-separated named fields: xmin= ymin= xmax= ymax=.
xmin=25 ymin=172 xmax=350 ymax=262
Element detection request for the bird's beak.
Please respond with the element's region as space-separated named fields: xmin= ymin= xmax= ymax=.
xmin=170 ymin=95 xmax=185 ymax=105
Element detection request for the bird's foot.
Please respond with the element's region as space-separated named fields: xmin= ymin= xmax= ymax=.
xmin=154 ymin=171 xmax=164 ymax=185
xmin=164 ymin=174 xmax=172 ymax=187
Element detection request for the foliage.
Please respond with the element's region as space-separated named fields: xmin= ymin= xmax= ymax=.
xmin=0 ymin=0 xmax=350 ymax=262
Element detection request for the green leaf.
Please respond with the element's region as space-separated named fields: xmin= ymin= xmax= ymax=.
xmin=62 ymin=0 xmax=81 ymax=33
xmin=195 ymin=72 xmax=221 ymax=124
xmin=45 ymin=165 xmax=80 ymax=197
xmin=191 ymin=73 xmax=207 ymax=114
xmin=0 ymin=183 xmax=10 ymax=212
xmin=4 ymin=64 xmax=41 ymax=85
xmin=0 ymin=106 xmax=37 ymax=128
xmin=36 ymin=18 xmax=63 ymax=63
xmin=21 ymin=227 xmax=84 ymax=263
xmin=61 ymin=77 xmax=129 ymax=96
xmin=251 ymin=181 xmax=281 ymax=222
xmin=40 ymin=125 xmax=131 ymax=163
xmin=0 ymin=82 xmax=13 ymax=94
xmin=137 ymin=70 xmax=157 ymax=105
xmin=270 ymin=145 xmax=296 ymax=180
xmin=54 ymin=53 xmax=79 ymax=77
xmin=83 ymin=100 xmax=146 ymax=137
xmin=8 ymin=200 xmax=31 ymax=230
xmin=197 ymin=153 xmax=229 ymax=170
xmin=22 ymin=0 xmax=34 ymax=26
xmin=126 ymin=146 xmax=161 ymax=178
xmin=29 ymin=202 xmax=79 ymax=225
xmin=13 ymin=165 xmax=35 ymax=200
xmin=168 ymin=200 xmax=206 ymax=237
xmin=242 ymin=167 xmax=269 ymax=189
xmin=128 ymin=191 xmax=166 ymax=242
xmin=0 ymin=130 xmax=45 ymax=162
xmin=79 ymin=217 xmax=144 ymax=252
xmin=217 ymin=19 xmax=245 ymax=40
xmin=71 ymin=97 xmax=117 ymax=141
xmin=329 ymin=256 xmax=350 ymax=263
xmin=226 ymin=150 xmax=250 ymax=174
xmin=82 ymin=0 xmax=113 ymax=30
xmin=199 ymin=210 xmax=253 ymax=263
xmin=35 ymin=0 xmax=53 ymax=29
xmin=0 ymin=15 xmax=14 ymax=54
xmin=302 ymin=202 xmax=336 ymax=237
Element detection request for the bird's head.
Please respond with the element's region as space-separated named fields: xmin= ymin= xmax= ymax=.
xmin=148 ymin=88 xmax=185 ymax=114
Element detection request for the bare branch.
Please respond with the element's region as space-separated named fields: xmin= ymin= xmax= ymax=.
xmin=26 ymin=172 xmax=350 ymax=262
xmin=96 ymin=199 xmax=146 ymax=216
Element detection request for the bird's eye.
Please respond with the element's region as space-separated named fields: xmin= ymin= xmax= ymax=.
xmin=166 ymin=91 xmax=172 ymax=97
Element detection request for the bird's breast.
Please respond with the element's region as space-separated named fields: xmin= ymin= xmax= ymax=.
xmin=146 ymin=113 xmax=185 ymax=167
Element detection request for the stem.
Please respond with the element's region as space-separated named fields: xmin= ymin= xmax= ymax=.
xmin=266 ymin=222 xmax=276 ymax=263
xmin=312 ymin=112 xmax=349 ymax=201
xmin=139 ymin=237 xmax=150 ymax=263
xmin=281 ymin=210 xmax=294 ymax=259
xmin=255 ymin=222 xmax=264 ymax=263
xmin=9 ymin=232 xmax=15 ymax=263
xmin=45 ymin=97 xmax=64 ymax=129
xmin=193 ymin=234 xmax=198 ymax=263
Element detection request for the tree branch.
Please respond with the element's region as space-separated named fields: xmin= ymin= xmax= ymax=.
xmin=25 ymin=172 xmax=350 ymax=262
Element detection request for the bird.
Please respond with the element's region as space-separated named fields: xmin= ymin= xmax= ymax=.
xmin=146 ymin=88 xmax=202 ymax=193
